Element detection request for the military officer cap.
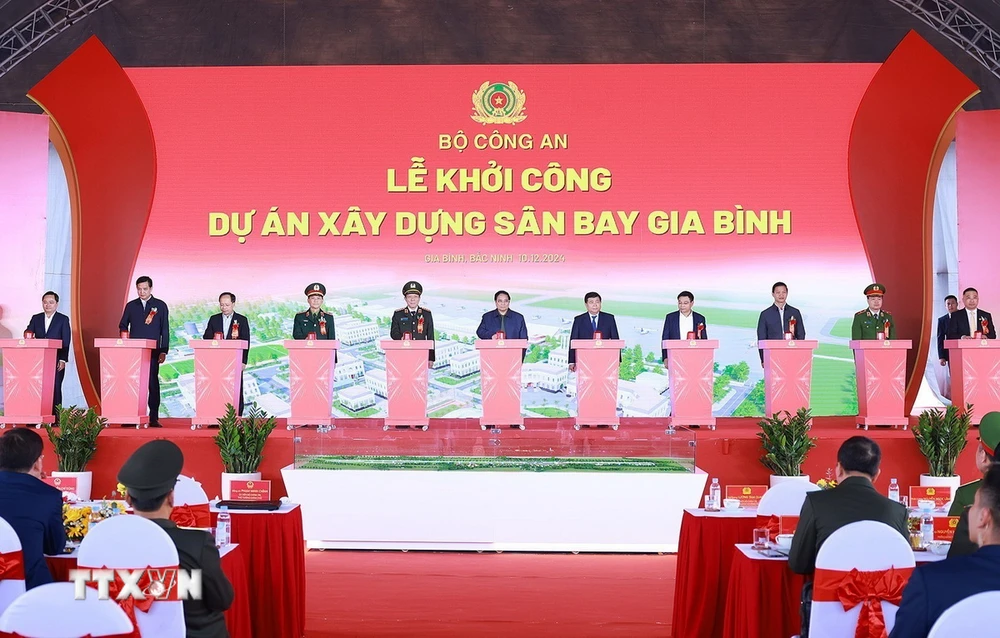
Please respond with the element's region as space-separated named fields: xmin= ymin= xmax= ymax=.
xmin=402 ymin=281 xmax=423 ymax=296
xmin=305 ymin=283 xmax=326 ymax=298
xmin=117 ymin=439 xmax=183 ymax=500
xmin=864 ymin=283 xmax=886 ymax=297
xmin=979 ymin=411 xmax=1000 ymax=456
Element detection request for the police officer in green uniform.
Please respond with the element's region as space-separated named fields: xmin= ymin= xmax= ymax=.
xmin=948 ymin=411 xmax=1000 ymax=557
xmin=390 ymin=281 xmax=435 ymax=363
xmin=293 ymin=282 xmax=336 ymax=340
xmin=117 ymin=440 xmax=233 ymax=638
xmin=851 ymin=283 xmax=896 ymax=340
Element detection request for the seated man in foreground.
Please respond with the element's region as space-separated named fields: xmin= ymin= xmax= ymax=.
xmin=118 ymin=439 xmax=234 ymax=638
xmin=890 ymin=465 xmax=1000 ymax=637
xmin=788 ymin=436 xmax=908 ymax=637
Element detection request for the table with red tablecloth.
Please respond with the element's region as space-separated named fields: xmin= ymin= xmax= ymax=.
xmin=671 ymin=508 xmax=758 ymax=638
xmin=46 ymin=543 xmax=252 ymax=638
xmin=211 ymin=502 xmax=305 ymax=638
xmin=720 ymin=543 xmax=946 ymax=638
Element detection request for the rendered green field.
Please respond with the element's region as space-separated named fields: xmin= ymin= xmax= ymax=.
xmin=297 ymin=455 xmax=692 ymax=472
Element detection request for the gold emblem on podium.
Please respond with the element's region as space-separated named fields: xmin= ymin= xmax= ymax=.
xmin=212 ymin=339 xmax=219 ymax=346
xmin=788 ymin=341 xmax=797 ymax=347
xmin=17 ymin=339 xmax=25 ymax=345
xmin=689 ymin=340 xmax=697 ymax=347
xmin=116 ymin=339 xmax=124 ymax=345
xmin=497 ymin=340 xmax=505 ymax=347
xmin=595 ymin=340 xmax=603 ymax=347
xmin=982 ymin=339 xmax=989 ymax=346
xmin=883 ymin=340 xmax=891 ymax=347
xmin=306 ymin=340 xmax=314 ymax=347
xmin=403 ymin=340 xmax=411 ymax=348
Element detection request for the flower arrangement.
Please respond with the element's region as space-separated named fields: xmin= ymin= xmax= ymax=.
xmin=62 ymin=500 xmax=127 ymax=544
xmin=116 ymin=482 xmax=127 ymax=498
xmin=816 ymin=468 xmax=838 ymax=490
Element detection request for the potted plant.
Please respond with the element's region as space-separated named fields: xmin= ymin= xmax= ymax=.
xmin=913 ymin=404 xmax=971 ymax=501
xmin=757 ymin=408 xmax=816 ymax=486
xmin=213 ymin=404 xmax=277 ymax=499
xmin=44 ymin=406 xmax=107 ymax=500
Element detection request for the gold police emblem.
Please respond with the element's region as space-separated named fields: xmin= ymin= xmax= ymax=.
xmin=471 ymin=81 xmax=527 ymax=125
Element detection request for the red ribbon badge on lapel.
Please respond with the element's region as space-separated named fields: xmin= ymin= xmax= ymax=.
xmin=812 ymin=566 xmax=913 ymax=638
xmin=144 ymin=307 xmax=157 ymax=325
xmin=171 ymin=503 xmax=212 ymax=528
xmin=231 ymin=320 xmax=239 ymax=339
xmin=319 ymin=314 xmax=327 ymax=336
xmin=0 ymin=549 xmax=25 ymax=580
xmin=982 ymin=317 xmax=990 ymax=336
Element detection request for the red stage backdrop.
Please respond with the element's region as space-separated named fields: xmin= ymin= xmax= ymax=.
xmin=25 ymin=35 xmax=977 ymax=421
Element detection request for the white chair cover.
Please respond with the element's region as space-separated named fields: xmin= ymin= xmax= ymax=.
xmin=171 ymin=475 xmax=210 ymax=530
xmin=809 ymin=520 xmax=915 ymax=638
xmin=928 ymin=591 xmax=1000 ymax=637
xmin=757 ymin=480 xmax=820 ymax=517
xmin=0 ymin=516 xmax=25 ymax=618
xmin=77 ymin=514 xmax=184 ymax=637
xmin=0 ymin=581 xmax=133 ymax=637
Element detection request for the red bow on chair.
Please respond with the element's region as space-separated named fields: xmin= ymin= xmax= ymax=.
xmin=813 ymin=566 xmax=913 ymax=638
xmin=0 ymin=549 xmax=25 ymax=580
xmin=171 ymin=503 xmax=211 ymax=528
xmin=755 ymin=514 xmax=781 ymax=542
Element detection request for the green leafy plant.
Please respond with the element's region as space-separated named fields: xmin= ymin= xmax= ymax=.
xmin=913 ymin=404 xmax=972 ymax=477
xmin=757 ymin=408 xmax=816 ymax=476
xmin=213 ymin=404 xmax=277 ymax=474
xmin=44 ymin=406 xmax=107 ymax=472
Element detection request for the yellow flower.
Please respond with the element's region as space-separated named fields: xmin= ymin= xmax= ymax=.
xmin=116 ymin=482 xmax=127 ymax=498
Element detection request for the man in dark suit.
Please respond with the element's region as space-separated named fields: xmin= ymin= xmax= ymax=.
xmin=891 ymin=464 xmax=1000 ymax=637
xmin=789 ymin=436 xmax=908 ymax=637
xmin=660 ymin=290 xmax=708 ymax=361
xmin=202 ymin=291 xmax=250 ymax=416
xmin=476 ymin=290 xmax=528 ymax=361
xmin=118 ymin=439 xmax=233 ymax=638
xmin=946 ymin=287 xmax=996 ymax=340
xmin=756 ymin=281 xmax=805 ymax=363
xmin=390 ymin=281 xmax=435 ymax=364
xmin=568 ymin=291 xmax=620 ymax=371
xmin=0 ymin=428 xmax=66 ymax=589
xmin=118 ymin=275 xmax=170 ymax=427
xmin=25 ymin=290 xmax=72 ymax=419
xmin=936 ymin=294 xmax=958 ymax=400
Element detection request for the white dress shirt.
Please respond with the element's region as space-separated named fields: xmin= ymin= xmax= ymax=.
xmin=679 ymin=312 xmax=695 ymax=337
xmin=223 ymin=314 xmax=232 ymax=336
xmin=969 ymin=309 xmax=979 ymax=336
xmin=44 ymin=314 xmax=53 ymax=334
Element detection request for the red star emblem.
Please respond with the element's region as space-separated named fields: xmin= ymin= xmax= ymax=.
xmin=492 ymin=92 xmax=508 ymax=108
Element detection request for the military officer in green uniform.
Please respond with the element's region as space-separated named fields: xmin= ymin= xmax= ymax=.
xmin=851 ymin=283 xmax=896 ymax=340
xmin=293 ymin=282 xmax=336 ymax=340
xmin=118 ymin=440 xmax=233 ymax=638
xmin=948 ymin=411 xmax=1000 ymax=557
xmin=390 ymin=281 xmax=435 ymax=363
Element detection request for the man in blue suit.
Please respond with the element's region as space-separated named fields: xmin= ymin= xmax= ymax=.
xmin=890 ymin=464 xmax=1000 ymax=637
xmin=118 ymin=275 xmax=170 ymax=427
xmin=936 ymin=294 xmax=958 ymax=400
xmin=568 ymin=292 xmax=620 ymax=371
xmin=756 ymin=281 xmax=805 ymax=363
xmin=202 ymin=292 xmax=250 ymax=416
xmin=476 ymin=291 xmax=529 ymax=355
xmin=661 ymin=290 xmax=708 ymax=361
xmin=25 ymin=290 xmax=72 ymax=419
xmin=946 ymin=287 xmax=996 ymax=341
xmin=0 ymin=428 xmax=66 ymax=589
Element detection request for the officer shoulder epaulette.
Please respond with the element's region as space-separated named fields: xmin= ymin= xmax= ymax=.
xmin=419 ymin=306 xmax=431 ymax=312
xmin=855 ymin=309 xmax=867 ymax=315
xmin=395 ymin=306 xmax=407 ymax=312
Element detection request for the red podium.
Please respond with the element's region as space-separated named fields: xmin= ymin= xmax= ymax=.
xmin=475 ymin=339 xmax=528 ymax=428
xmin=946 ymin=339 xmax=1000 ymax=425
xmin=571 ymin=338 xmax=625 ymax=428
xmin=0 ymin=338 xmax=61 ymax=426
xmin=850 ymin=339 xmax=912 ymax=429
xmin=662 ymin=339 xmax=719 ymax=429
xmin=759 ymin=340 xmax=818 ymax=417
xmin=381 ymin=339 xmax=434 ymax=429
xmin=94 ymin=338 xmax=156 ymax=426
xmin=191 ymin=339 xmax=249 ymax=428
xmin=283 ymin=339 xmax=340 ymax=427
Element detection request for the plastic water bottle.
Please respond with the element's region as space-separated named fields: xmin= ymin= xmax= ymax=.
xmin=215 ymin=506 xmax=231 ymax=547
xmin=709 ymin=478 xmax=721 ymax=511
xmin=888 ymin=478 xmax=900 ymax=503
xmin=920 ymin=506 xmax=934 ymax=546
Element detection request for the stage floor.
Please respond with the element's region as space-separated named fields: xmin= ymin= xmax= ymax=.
xmin=39 ymin=416 xmax=979 ymax=508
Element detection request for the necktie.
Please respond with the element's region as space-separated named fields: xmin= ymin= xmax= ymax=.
xmin=591 ymin=315 xmax=598 ymax=332
xmin=500 ymin=314 xmax=506 ymax=333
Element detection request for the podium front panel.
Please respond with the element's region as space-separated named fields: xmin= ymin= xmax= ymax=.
xmin=662 ymin=340 xmax=718 ymax=427
xmin=284 ymin=340 xmax=338 ymax=426
xmin=946 ymin=339 xmax=1000 ymax=425
xmin=475 ymin=340 xmax=527 ymax=427
xmin=96 ymin=339 xmax=156 ymax=425
xmin=191 ymin=340 xmax=248 ymax=425
xmin=384 ymin=347 xmax=431 ymax=427
xmin=0 ymin=339 xmax=60 ymax=424
xmin=759 ymin=340 xmax=818 ymax=418
xmin=850 ymin=340 xmax=910 ymax=427
xmin=571 ymin=340 xmax=624 ymax=427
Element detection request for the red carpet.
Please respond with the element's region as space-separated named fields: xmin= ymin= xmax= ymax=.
xmin=304 ymin=550 xmax=676 ymax=637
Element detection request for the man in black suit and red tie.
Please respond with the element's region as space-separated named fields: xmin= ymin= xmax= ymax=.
xmin=25 ymin=291 xmax=71 ymax=421
xmin=661 ymin=290 xmax=708 ymax=361
xmin=118 ymin=275 xmax=170 ymax=427
xmin=946 ymin=287 xmax=996 ymax=341
xmin=202 ymin=292 xmax=250 ymax=417
xmin=568 ymin=291 xmax=620 ymax=372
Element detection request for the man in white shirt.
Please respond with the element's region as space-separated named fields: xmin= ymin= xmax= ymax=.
xmin=25 ymin=291 xmax=72 ymax=421
xmin=946 ymin=287 xmax=996 ymax=341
